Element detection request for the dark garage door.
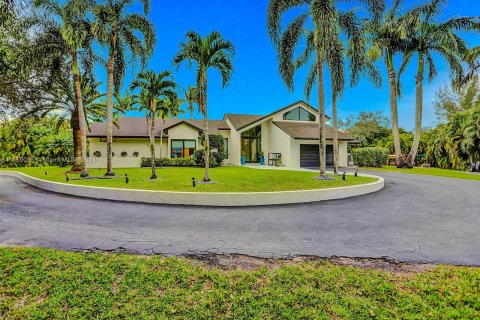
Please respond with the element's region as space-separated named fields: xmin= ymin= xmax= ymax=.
xmin=300 ymin=144 xmax=334 ymax=168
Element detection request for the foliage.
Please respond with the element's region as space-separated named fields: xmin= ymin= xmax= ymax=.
xmin=3 ymin=166 xmax=377 ymax=192
xmin=340 ymin=111 xmax=391 ymax=148
xmin=0 ymin=116 xmax=72 ymax=167
xmin=434 ymin=77 xmax=480 ymax=123
xmin=363 ymin=166 xmax=480 ymax=181
xmin=200 ymin=134 xmax=224 ymax=151
xmin=192 ymin=149 xmax=225 ymax=168
xmin=141 ymin=157 xmax=196 ymax=168
xmin=352 ymin=147 xmax=389 ymax=168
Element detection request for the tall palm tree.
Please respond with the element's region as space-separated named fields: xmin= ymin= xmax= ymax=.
xmin=183 ymin=85 xmax=198 ymax=118
xmin=130 ymin=70 xmax=177 ymax=179
xmin=366 ymin=0 xmax=413 ymax=167
xmin=157 ymin=95 xmax=184 ymax=165
xmin=92 ymin=0 xmax=155 ymax=177
xmin=173 ymin=31 xmax=235 ymax=182
xmin=267 ymin=0 xmax=384 ymax=177
xmin=31 ymin=0 xmax=94 ymax=177
xmin=398 ymin=0 xmax=473 ymax=168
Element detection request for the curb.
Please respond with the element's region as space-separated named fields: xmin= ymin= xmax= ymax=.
xmin=0 ymin=171 xmax=384 ymax=207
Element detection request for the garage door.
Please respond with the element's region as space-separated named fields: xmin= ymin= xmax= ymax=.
xmin=300 ymin=144 xmax=334 ymax=167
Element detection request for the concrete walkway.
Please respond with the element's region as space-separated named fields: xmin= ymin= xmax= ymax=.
xmin=0 ymin=171 xmax=479 ymax=265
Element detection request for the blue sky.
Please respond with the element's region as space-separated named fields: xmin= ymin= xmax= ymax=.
xmin=97 ymin=0 xmax=480 ymax=130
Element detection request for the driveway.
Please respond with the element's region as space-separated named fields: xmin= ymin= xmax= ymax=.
xmin=0 ymin=171 xmax=479 ymax=265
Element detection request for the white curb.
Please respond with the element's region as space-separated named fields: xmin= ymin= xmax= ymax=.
xmin=0 ymin=171 xmax=384 ymax=207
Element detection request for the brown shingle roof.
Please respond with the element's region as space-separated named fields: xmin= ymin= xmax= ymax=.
xmin=273 ymin=121 xmax=354 ymax=141
xmin=224 ymin=114 xmax=263 ymax=130
xmin=87 ymin=117 xmax=229 ymax=138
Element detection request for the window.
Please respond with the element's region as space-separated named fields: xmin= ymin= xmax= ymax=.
xmin=283 ymin=107 xmax=316 ymax=121
xmin=223 ymin=138 xmax=229 ymax=157
xmin=171 ymin=140 xmax=196 ymax=158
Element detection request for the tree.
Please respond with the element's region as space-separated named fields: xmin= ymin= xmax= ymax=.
xmin=367 ymin=1 xmax=410 ymax=167
xmin=434 ymin=76 xmax=480 ymax=122
xmin=463 ymin=46 xmax=480 ymax=84
xmin=157 ymin=95 xmax=184 ymax=166
xmin=398 ymin=0 xmax=474 ymax=167
xmin=173 ymin=31 xmax=235 ymax=182
xmin=183 ymin=85 xmax=198 ymax=118
xmin=130 ymin=70 xmax=177 ymax=179
xmin=340 ymin=110 xmax=391 ymax=147
xmin=267 ymin=0 xmax=384 ymax=177
xmin=92 ymin=0 xmax=155 ymax=177
xmin=31 ymin=0 xmax=94 ymax=177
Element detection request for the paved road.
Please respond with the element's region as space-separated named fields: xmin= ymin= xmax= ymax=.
xmin=0 ymin=172 xmax=479 ymax=265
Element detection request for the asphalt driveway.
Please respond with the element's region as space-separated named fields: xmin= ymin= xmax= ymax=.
xmin=0 ymin=171 xmax=479 ymax=265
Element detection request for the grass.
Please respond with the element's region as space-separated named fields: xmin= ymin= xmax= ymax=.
xmin=362 ymin=166 xmax=480 ymax=181
xmin=0 ymin=166 xmax=377 ymax=193
xmin=1 ymin=247 xmax=479 ymax=319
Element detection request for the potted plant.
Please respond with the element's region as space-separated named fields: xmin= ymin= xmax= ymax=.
xmin=258 ymin=151 xmax=265 ymax=165
xmin=241 ymin=151 xmax=246 ymax=165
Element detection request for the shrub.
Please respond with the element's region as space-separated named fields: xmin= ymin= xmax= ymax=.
xmin=121 ymin=151 xmax=128 ymax=157
xmin=352 ymin=147 xmax=389 ymax=168
xmin=193 ymin=149 xmax=225 ymax=167
xmin=93 ymin=151 xmax=101 ymax=157
xmin=133 ymin=152 xmax=139 ymax=158
xmin=141 ymin=157 xmax=196 ymax=167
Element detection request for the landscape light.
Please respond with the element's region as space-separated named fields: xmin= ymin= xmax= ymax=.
xmin=342 ymin=172 xmax=346 ymax=181
xmin=125 ymin=174 xmax=129 ymax=184
xmin=355 ymin=170 xmax=358 ymax=177
xmin=192 ymin=177 xmax=196 ymax=188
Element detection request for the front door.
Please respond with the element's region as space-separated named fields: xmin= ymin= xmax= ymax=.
xmin=242 ymin=138 xmax=260 ymax=163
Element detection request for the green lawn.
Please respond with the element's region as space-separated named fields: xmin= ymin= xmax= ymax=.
xmin=362 ymin=166 xmax=480 ymax=181
xmin=0 ymin=166 xmax=377 ymax=193
xmin=1 ymin=247 xmax=479 ymax=319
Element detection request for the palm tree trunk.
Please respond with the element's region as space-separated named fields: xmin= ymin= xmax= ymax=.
xmin=202 ymin=73 xmax=211 ymax=182
xmin=387 ymin=52 xmax=404 ymax=168
xmin=70 ymin=109 xmax=82 ymax=172
xmin=317 ymin=58 xmax=327 ymax=176
xmin=407 ymin=52 xmax=424 ymax=168
xmin=105 ymin=46 xmax=115 ymax=176
xmin=159 ymin=119 xmax=165 ymax=168
xmin=332 ymin=93 xmax=339 ymax=174
xmin=150 ymin=100 xmax=157 ymax=180
xmin=72 ymin=54 xmax=88 ymax=177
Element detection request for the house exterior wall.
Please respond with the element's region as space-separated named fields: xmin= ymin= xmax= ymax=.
xmin=225 ymin=118 xmax=241 ymax=165
xmin=166 ymin=123 xmax=201 ymax=158
xmin=267 ymin=121 xmax=293 ymax=166
xmin=87 ymin=137 xmax=162 ymax=168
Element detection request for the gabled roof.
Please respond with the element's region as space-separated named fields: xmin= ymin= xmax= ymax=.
xmin=223 ymin=114 xmax=263 ymax=130
xmin=273 ymin=121 xmax=354 ymax=141
xmin=87 ymin=117 xmax=229 ymax=138
xmin=224 ymin=100 xmax=330 ymax=131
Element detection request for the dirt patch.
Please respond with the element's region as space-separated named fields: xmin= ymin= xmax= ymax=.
xmin=182 ymin=253 xmax=437 ymax=274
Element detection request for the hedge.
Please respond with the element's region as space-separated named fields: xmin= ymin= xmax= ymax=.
xmin=141 ymin=157 xmax=196 ymax=167
xmin=352 ymin=147 xmax=389 ymax=168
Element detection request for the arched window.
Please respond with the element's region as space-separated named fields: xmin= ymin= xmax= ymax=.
xmin=283 ymin=107 xmax=316 ymax=121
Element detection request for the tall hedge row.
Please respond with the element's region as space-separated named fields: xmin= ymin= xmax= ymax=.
xmin=352 ymin=147 xmax=389 ymax=168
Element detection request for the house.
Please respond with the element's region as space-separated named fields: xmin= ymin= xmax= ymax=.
xmin=87 ymin=101 xmax=355 ymax=168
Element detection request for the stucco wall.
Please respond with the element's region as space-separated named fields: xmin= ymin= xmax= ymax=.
xmin=88 ymin=137 xmax=163 ymax=169
xmin=225 ymin=118 xmax=241 ymax=165
xmin=267 ymin=121 xmax=293 ymax=166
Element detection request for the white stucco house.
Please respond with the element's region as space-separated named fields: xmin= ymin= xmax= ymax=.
xmin=87 ymin=101 xmax=355 ymax=168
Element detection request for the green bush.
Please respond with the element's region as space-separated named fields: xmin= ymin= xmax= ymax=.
xmin=141 ymin=157 xmax=196 ymax=167
xmin=352 ymin=147 xmax=389 ymax=168
xmin=192 ymin=149 xmax=225 ymax=167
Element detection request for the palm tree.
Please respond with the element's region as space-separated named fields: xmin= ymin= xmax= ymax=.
xmin=366 ymin=0 xmax=411 ymax=167
xmin=267 ymin=0 xmax=384 ymax=177
xmin=183 ymin=85 xmax=198 ymax=118
xmin=173 ymin=31 xmax=235 ymax=182
xmin=398 ymin=0 xmax=474 ymax=168
xmin=92 ymin=0 xmax=155 ymax=177
xmin=31 ymin=0 xmax=94 ymax=177
xmin=462 ymin=46 xmax=480 ymax=84
xmin=130 ymin=70 xmax=177 ymax=179
xmin=157 ymin=95 xmax=184 ymax=165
